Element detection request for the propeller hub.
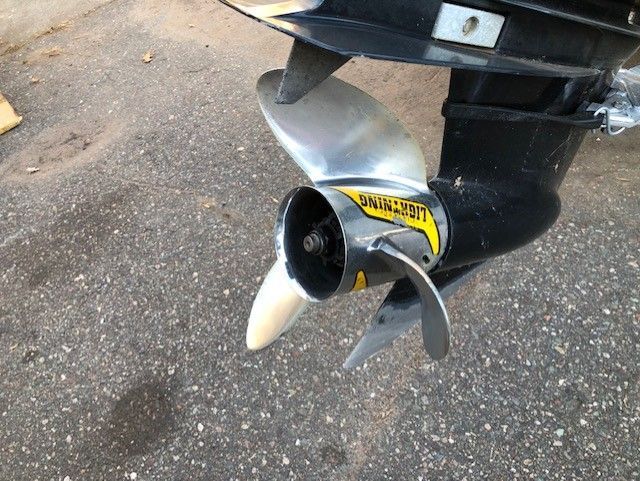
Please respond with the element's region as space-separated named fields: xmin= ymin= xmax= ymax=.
xmin=276 ymin=185 xmax=446 ymax=301
xmin=303 ymin=231 xmax=326 ymax=255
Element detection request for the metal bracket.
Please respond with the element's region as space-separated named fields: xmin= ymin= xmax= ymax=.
xmin=432 ymin=3 xmax=505 ymax=49
xmin=589 ymin=67 xmax=640 ymax=135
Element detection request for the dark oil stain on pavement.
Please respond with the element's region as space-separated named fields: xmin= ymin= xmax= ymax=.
xmin=320 ymin=444 xmax=348 ymax=467
xmin=12 ymin=186 xmax=135 ymax=289
xmin=107 ymin=377 xmax=178 ymax=457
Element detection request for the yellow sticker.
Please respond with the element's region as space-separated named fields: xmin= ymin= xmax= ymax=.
xmin=335 ymin=187 xmax=440 ymax=255
xmin=352 ymin=270 xmax=368 ymax=291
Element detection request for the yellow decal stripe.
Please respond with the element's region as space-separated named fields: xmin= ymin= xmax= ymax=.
xmin=352 ymin=270 xmax=368 ymax=291
xmin=335 ymin=187 xmax=440 ymax=255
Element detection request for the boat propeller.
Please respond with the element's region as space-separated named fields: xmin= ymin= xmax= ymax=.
xmin=246 ymin=69 xmax=476 ymax=367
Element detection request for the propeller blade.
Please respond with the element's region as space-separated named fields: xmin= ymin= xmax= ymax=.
xmin=246 ymin=259 xmax=309 ymax=350
xmin=370 ymin=237 xmax=450 ymax=360
xmin=257 ymin=69 xmax=427 ymax=186
xmin=343 ymin=278 xmax=418 ymax=369
xmin=344 ymin=262 xmax=484 ymax=368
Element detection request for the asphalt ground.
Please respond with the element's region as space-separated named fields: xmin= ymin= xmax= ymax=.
xmin=0 ymin=1 xmax=638 ymax=480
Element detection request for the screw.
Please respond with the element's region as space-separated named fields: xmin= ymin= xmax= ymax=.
xmin=463 ymin=16 xmax=479 ymax=36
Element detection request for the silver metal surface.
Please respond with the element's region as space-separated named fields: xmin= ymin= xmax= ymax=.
xmin=589 ymin=67 xmax=640 ymax=135
xmin=275 ymin=184 xmax=447 ymax=301
xmin=246 ymin=259 xmax=309 ymax=350
xmin=257 ymin=69 xmax=428 ymax=187
xmin=612 ymin=66 xmax=640 ymax=105
xmin=370 ymin=238 xmax=450 ymax=360
xmin=432 ymin=3 xmax=505 ymax=49
xmin=594 ymin=102 xmax=640 ymax=135
xmin=229 ymin=0 xmax=321 ymax=17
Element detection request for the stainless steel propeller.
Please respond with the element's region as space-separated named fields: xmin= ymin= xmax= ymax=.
xmin=247 ymin=68 xmax=468 ymax=366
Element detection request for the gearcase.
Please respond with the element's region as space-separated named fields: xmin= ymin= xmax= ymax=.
xmin=221 ymin=0 xmax=640 ymax=367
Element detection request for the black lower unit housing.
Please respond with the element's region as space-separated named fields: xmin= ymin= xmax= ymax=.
xmin=431 ymin=68 xmax=627 ymax=271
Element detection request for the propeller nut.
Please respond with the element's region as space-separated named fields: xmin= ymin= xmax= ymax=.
xmin=303 ymin=231 xmax=326 ymax=255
